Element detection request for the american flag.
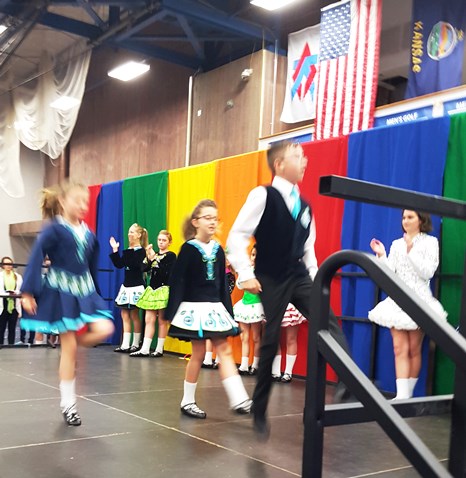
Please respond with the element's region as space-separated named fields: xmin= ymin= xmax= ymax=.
xmin=314 ymin=0 xmax=382 ymax=140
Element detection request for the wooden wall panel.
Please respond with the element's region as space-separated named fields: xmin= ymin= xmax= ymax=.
xmin=190 ymin=52 xmax=263 ymax=165
xmin=69 ymin=51 xmax=192 ymax=185
xmin=68 ymin=48 xmax=305 ymax=185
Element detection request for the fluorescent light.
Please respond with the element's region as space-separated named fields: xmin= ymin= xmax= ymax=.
xmin=50 ymin=96 xmax=81 ymax=111
xmin=250 ymin=0 xmax=298 ymax=10
xmin=0 ymin=25 xmax=7 ymax=35
xmin=107 ymin=61 xmax=150 ymax=81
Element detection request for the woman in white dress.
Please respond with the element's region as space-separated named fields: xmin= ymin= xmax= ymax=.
xmin=368 ymin=210 xmax=447 ymax=400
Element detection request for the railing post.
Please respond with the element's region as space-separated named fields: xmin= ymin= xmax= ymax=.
xmin=448 ymin=252 xmax=466 ymax=478
xmin=302 ymin=270 xmax=331 ymax=477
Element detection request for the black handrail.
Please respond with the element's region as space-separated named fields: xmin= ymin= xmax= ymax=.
xmin=303 ymin=250 xmax=466 ymax=477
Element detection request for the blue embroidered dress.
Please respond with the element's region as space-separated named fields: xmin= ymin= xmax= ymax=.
xmin=20 ymin=218 xmax=113 ymax=334
xmin=166 ymin=239 xmax=238 ymax=341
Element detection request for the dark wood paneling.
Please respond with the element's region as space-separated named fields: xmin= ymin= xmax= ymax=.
xmin=70 ymin=50 xmax=192 ymax=185
xmin=190 ymin=52 xmax=263 ymax=165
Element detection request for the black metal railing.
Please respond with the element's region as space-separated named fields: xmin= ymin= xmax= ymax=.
xmin=302 ymin=176 xmax=466 ymax=478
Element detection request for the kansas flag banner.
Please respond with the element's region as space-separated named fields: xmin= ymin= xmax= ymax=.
xmin=314 ymin=0 xmax=382 ymax=140
xmin=280 ymin=25 xmax=320 ymax=124
xmin=406 ymin=0 xmax=466 ymax=99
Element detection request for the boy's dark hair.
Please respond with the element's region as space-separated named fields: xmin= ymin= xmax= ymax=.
xmin=402 ymin=210 xmax=433 ymax=233
xmin=267 ymin=140 xmax=296 ymax=174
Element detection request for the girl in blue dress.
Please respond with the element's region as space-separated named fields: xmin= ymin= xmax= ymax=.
xmin=20 ymin=181 xmax=114 ymax=426
xmin=166 ymin=199 xmax=252 ymax=419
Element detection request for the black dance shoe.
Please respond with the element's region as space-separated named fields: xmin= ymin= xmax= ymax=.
xmin=232 ymin=399 xmax=253 ymax=415
xmin=130 ymin=350 xmax=150 ymax=357
xmin=280 ymin=373 xmax=292 ymax=383
xmin=114 ymin=346 xmax=130 ymax=353
xmin=181 ymin=403 xmax=207 ymax=419
xmin=201 ymin=362 xmax=213 ymax=369
xmin=272 ymin=374 xmax=282 ymax=382
xmin=249 ymin=366 xmax=258 ymax=376
xmin=62 ymin=405 xmax=81 ymax=426
xmin=151 ymin=351 xmax=163 ymax=358
xmin=238 ymin=367 xmax=249 ymax=376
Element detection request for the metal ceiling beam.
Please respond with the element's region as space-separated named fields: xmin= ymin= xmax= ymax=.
xmin=111 ymin=39 xmax=200 ymax=69
xmin=76 ymin=0 xmax=105 ymax=28
xmin=175 ymin=14 xmax=204 ymax=60
xmin=0 ymin=3 xmax=103 ymax=39
xmin=49 ymin=1 xmax=148 ymax=5
xmin=131 ymin=35 xmax=242 ymax=42
xmin=160 ymin=0 xmax=274 ymax=43
xmin=115 ymin=10 xmax=167 ymax=42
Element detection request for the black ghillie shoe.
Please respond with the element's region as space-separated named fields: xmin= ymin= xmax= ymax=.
xmin=233 ymin=399 xmax=253 ymax=415
xmin=62 ymin=405 xmax=81 ymax=426
xmin=181 ymin=403 xmax=207 ymax=419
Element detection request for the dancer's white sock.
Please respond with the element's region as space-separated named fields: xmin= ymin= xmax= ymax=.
xmin=284 ymin=354 xmax=297 ymax=375
xmin=222 ymin=375 xmax=249 ymax=408
xmin=60 ymin=379 xmax=76 ymax=410
xmin=203 ymin=351 xmax=213 ymax=365
xmin=139 ymin=337 xmax=152 ymax=354
xmin=252 ymin=356 xmax=260 ymax=369
xmin=272 ymin=355 xmax=282 ymax=376
xmin=395 ymin=378 xmax=410 ymax=399
xmin=121 ymin=332 xmax=131 ymax=349
xmin=408 ymin=377 xmax=418 ymax=398
xmin=240 ymin=356 xmax=249 ymax=371
xmin=181 ymin=381 xmax=197 ymax=407
xmin=155 ymin=337 xmax=165 ymax=354
xmin=131 ymin=332 xmax=141 ymax=347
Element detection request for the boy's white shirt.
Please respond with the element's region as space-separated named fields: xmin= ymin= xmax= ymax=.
xmin=226 ymin=176 xmax=318 ymax=287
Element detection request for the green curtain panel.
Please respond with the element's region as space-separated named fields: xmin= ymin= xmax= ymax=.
xmin=122 ymin=171 xmax=169 ymax=347
xmin=122 ymin=171 xmax=168 ymax=247
xmin=435 ymin=113 xmax=466 ymax=394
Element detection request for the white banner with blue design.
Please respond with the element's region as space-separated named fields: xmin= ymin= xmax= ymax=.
xmin=280 ymin=25 xmax=320 ymax=124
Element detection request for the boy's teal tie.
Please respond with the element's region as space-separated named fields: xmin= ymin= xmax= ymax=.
xmin=290 ymin=186 xmax=301 ymax=220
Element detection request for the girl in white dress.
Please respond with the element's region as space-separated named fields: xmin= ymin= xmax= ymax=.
xmin=368 ymin=210 xmax=447 ymax=399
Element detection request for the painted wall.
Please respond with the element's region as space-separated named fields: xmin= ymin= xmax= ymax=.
xmin=0 ymin=146 xmax=44 ymax=271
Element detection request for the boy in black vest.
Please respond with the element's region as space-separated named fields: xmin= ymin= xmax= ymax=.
xmin=227 ymin=140 xmax=351 ymax=440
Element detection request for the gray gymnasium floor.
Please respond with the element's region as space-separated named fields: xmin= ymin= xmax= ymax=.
xmin=0 ymin=346 xmax=451 ymax=477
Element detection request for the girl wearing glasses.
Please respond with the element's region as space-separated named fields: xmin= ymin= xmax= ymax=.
xmin=166 ymin=199 xmax=252 ymax=419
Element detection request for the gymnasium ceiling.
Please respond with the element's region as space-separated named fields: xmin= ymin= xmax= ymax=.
xmin=0 ymin=0 xmax=327 ymax=94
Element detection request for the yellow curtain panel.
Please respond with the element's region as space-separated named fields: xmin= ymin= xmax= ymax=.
xmin=165 ymin=162 xmax=216 ymax=355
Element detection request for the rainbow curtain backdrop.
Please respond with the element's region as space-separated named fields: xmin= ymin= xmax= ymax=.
xmin=86 ymin=113 xmax=466 ymax=394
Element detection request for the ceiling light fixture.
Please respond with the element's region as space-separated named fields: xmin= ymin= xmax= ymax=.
xmin=0 ymin=25 xmax=7 ymax=35
xmin=107 ymin=61 xmax=150 ymax=81
xmin=250 ymin=0 xmax=298 ymax=11
xmin=50 ymin=96 xmax=81 ymax=111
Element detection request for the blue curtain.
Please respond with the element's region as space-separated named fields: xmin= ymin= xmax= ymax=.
xmin=341 ymin=117 xmax=450 ymax=394
xmin=96 ymin=181 xmax=125 ymax=345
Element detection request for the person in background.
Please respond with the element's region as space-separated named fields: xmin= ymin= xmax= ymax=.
xmin=110 ymin=224 xmax=147 ymax=353
xmin=233 ymin=245 xmax=264 ymax=376
xmin=132 ymin=230 xmax=176 ymax=357
xmin=368 ymin=209 xmax=448 ymax=400
xmin=0 ymin=256 xmax=22 ymax=345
